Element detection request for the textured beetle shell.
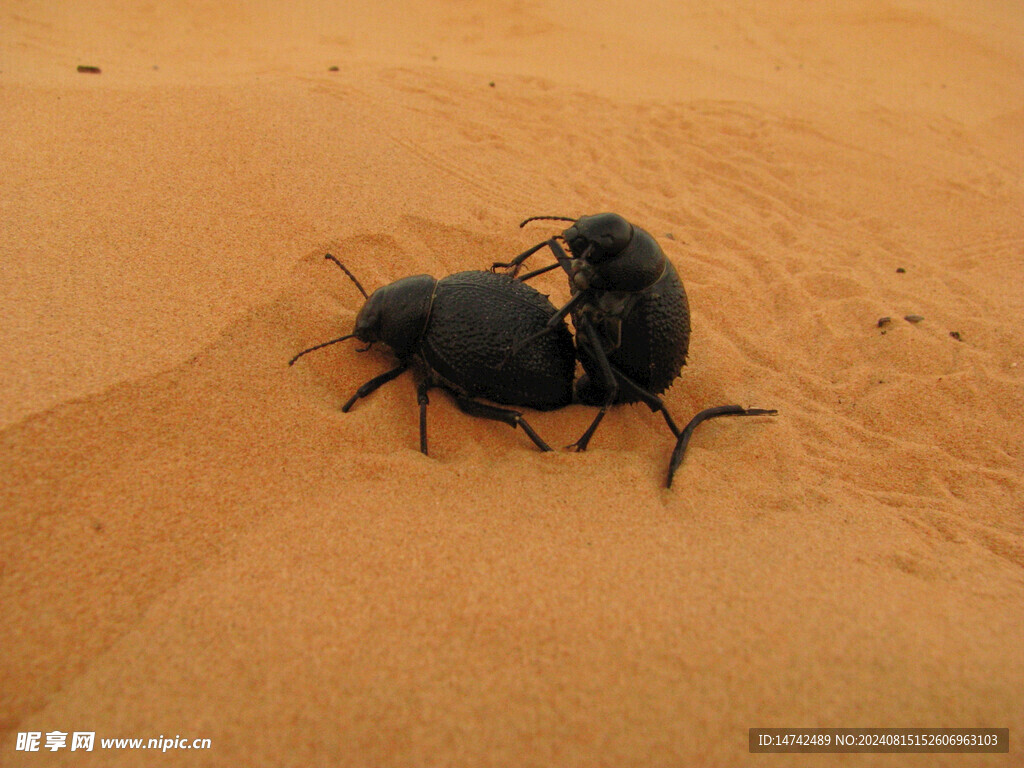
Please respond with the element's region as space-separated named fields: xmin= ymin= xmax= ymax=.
xmin=578 ymin=258 xmax=690 ymax=400
xmin=421 ymin=271 xmax=575 ymax=410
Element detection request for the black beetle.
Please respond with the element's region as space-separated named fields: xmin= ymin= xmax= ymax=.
xmin=290 ymin=254 xmax=576 ymax=454
xmin=493 ymin=213 xmax=775 ymax=485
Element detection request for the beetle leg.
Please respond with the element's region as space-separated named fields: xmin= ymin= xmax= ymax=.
xmin=491 ymin=239 xmax=550 ymax=276
xmin=570 ymin=317 xmax=619 ymax=452
xmin=341 ymin=362 xmax=409 ymax=413
xmin=667 ymin=406 xmax=778 ymax=488
xmin=544 ymin=237 xmax=574 ymax=277
xmin=605 ymin=364 xmax=682 ymax=438
xmin=417 ymin=380 xmax=433 ymax=455
xmin=452 ymin=395 xmax=553 ymax=452
xmin=516 ymin=260 xmax=563 ymax=281
xmin=492 ymin=238 xmax=573 ymax=279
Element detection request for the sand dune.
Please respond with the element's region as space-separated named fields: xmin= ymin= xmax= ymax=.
xmin=2 ymin=1 xmax=1022 ymax=765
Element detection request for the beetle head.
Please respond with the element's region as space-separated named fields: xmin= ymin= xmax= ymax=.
xmin=288 ymin=260 xmax=437 ymax=367
xmin=563 ymin=213 xmax=634 ymax=263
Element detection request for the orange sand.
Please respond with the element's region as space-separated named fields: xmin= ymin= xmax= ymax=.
xmin=2 ymin=2 xmax=1022 ymax=766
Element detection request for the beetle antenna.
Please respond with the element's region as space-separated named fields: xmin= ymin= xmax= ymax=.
xmin=288 ymin=334 xmax=357 ymax=366
xmin=519 ymin=216 xmax=577 ymax=228
xmin=324 ymin=254 xmax=369 ymax=299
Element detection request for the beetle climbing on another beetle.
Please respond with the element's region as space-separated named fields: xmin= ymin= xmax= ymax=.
xmin=492 ymin=212 xmax=775 ymax=486
xmin=289 ymin=254 xmax=576 ymax=455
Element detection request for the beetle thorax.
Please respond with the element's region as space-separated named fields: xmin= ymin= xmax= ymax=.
xmin=354 ymin=274 xmax=437 ymax=358
xmin=564 ymin=215 xmax=667 ymax=293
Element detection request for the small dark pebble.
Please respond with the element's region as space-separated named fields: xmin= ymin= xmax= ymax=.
xmin=328 ymin=65 xmax=339 ymax=72
xmin=77 ymin=65 xmax=102 ymax=74
xmin=665 ymin=232 xmax=675 ymax=240
xmin=950 ymin=331 xmax=962 ymax=341
xmin=877 ymin=316 xmax=891 ymax=328
xmin=896 ymin=267 xmax=906 ymax=273
xmin=905 ymin=314 xmax=924 ymax=323
xmin=489 ymin=81 xmax=496 ymax=87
